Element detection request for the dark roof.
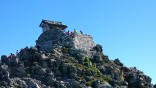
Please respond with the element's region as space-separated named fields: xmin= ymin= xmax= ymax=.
xmin=39 ymin=20 xmax=67 ymax=28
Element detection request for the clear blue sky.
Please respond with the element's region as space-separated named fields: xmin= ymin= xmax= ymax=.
xmin=0 ymin=0 xmax=156 ymax=84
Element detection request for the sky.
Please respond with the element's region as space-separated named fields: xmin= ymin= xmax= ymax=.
xmin=0 ymin=0 xmax=156 ymax=84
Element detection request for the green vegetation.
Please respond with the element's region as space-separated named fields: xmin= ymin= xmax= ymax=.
xmin=74 ymin=56 xmax=112 ymax=86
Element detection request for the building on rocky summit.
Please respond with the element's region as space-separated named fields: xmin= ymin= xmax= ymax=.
xmin=39 ymin=20 xmax=68 ymax=32
xmin=36 ymin=19 xmax=96 ymax=57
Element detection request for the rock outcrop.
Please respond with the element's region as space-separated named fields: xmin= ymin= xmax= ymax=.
xmin=36 ymin=29 xmax=96 ymax=58
xmin=0 ymin=22 xmax=155 ymax=88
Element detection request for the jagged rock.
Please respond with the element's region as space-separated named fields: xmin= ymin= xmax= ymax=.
xmin=36 ymin=29 xmax=96 ymax=58
xmin=60 ymin=64 xmax=69 ymax=77
xmin=31 ymin=65 xmax=46 ymax=76
xmin=43 ymin=76 xmax=55 ymax=86
xmin=93 ymin=44 xmax=103 ymax=52
xmin=36 ymin=29 xmax=73 ymax=51
xmin=93 ymin=52 xmax=103 ymax=63
xmin=1 ymin=55 xmax=8 ymax=63
xmin=73 ymin=34 xmax=96 ymax=52
xmin=142 ymin=74 xmax=152 ymax=83
xmin=101 ymin=66 xmax=113 ymax=75
xmin=85 ymin=70 xmax=94 ymax=76
xmin=119 ymin=86 xmax=128 ymax=88
xmin=121 ymin=66 xmax=130 ymax=72
xmin=41 ymin=54 xmax=48 ymax=59
xmin=0 ymin=81 xmax=8 ymax=87
xmin=55 ymin=70 xmax=61 ymax=77
xmin=0 ymin=64 xmax=9 ymax=81
xmin=26 ymin=79 xmax=42 ymax=88
xmin=114 ymin=58 xmax=123 ymax=66
xmin=69 ymin=79 xmax=80 ymax=88
xmin=91 ymin=80 xmax=113 ymax=88
xmin=10 ymin=58 xmax=19 ymax=67
xmin=124 ymin=71 xmax=153 ymax=88
xmin=84 ymin=76 xmax=93 ymax=82
xmin=103 ymin=55 xmax=109 ymax=63
xmin=32 ymin=52 xmax=42 ymax=62
xmin=48 ymin=59 xmax=56 ymax=68
xmin=154 ymin=84 xmax=156 ymax=88
xmin=10 ymin=66 xmax=26 ymax=78
xmin=101 ymin=81 xmax=113 ymax=88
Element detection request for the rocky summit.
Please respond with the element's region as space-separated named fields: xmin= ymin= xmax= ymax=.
xmin=0 ymin=20 xmax=155 ymax=88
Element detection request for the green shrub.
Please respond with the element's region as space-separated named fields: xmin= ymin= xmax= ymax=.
xmin=102 ymin=75 xmax=112 ymax=82
xmin=84 ymin=57 xmax=89 ymax=62
xmin=86 ymin=80 xmax=95 ymax=86
xmin=83 ymin=57 xmax=91 ymax=67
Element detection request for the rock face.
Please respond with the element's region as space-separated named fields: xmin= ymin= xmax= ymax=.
xmin=36 ymin=28 xmax=72 ymax=51
xmin=36 ymin=29 xmax=96 ymax=57
xmin=0 ymin=22 xmax=155 ymax=88
xmin=73 ymin=34 xmax=96 ymax=52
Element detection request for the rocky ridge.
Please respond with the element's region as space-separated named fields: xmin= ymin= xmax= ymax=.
xmin=0 ymin=28 xmax=155 ymax=88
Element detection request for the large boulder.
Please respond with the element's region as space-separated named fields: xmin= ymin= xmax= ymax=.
xmin=43 ymin=75 xmax=55 ymax=86
xmin=0 ymin=64 xmax=9 ymax=81
xmin=10 ymin=67 xmax=26 ymax=78
xmin=69 ymin=79 xmax=81 ymax=88
xmin=93 ymin=52 xmax=103 ymax=63
xmin=124 ymin=72 xmax=153 ymax=88
xmin=114 ymin=58 xmax=123 ymax=66
xmin=31 ymin=65 xmax=46 ymax=76
xmin=101 ymin=81 xmax=113 ymax=88
xmin=93 ymin=44 xmax=103 ymax=52
xmin=154 ymin=84 xmax=156 ymax=88
xmin=91 ymin=80 xmax=113 ymax=88
xmin=1 ymin=55 xmax=9 ymax=64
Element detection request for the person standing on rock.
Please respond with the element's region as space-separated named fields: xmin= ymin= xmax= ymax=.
xmin=16 ymin=50 xmax=19 ymax=57
xmin=10 ymin=53 xmax=14 ymax=59
xmin=74 ymin=29 xmax=77 ymax=34
xmin=80 ymin=30 xmax=83 ymax=34
xmin=12 ymin=54 xmax=15 ymax=59
xmin=66 ymin=30 xmax=70 ymax=35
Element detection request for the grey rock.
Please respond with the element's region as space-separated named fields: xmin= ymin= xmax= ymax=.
xmin=27 ymin=79 xmax=41 ymax=88
xmin=101 ymin=81 xmax=113 ymax=88
xmin=114 ymin=58 xmax=123 ymax=66
xmin=154 ymin=84 xmax=156 ymax=88
xmin=93 ymin=44 xmax=103 ymax=52
xmin=36 ymin=29 xmax=96 ymax=58
xmin=31 ymin=65 xmax=46 ymax=76
xmin=0 ymin=64 xmax=9 ymax=81
xmin=93 ymin=52 xmax=103 ymax=63
xmin=1 ymin=55 xmax=8 ymax=63
xmin=10 ymin=58 xmax=19 ymax=67
xmin=16 ymin=67 xmax=26 ymax=77
xmin=43 ymin=76 xmax=55 ymax=86
xmin=91 ymin=80 xmax=100 ymax=88
xmin=69 ymin=80 xmax=80 ymax=88
xmin=119 ymin=86 xmax=128 ymax=88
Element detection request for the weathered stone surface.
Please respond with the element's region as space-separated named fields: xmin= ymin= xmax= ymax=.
xmin=36 ymin=29 xmax=96 ymax=58
xmin=73 ymin=34 xmax=96 ymax=52
xmin=93 ymin=44 xmax=103 ymax=52
xmin=101 ymin=81 xmax=113 ymax=88
xmin=36 ymin=29 xmax=73 ymax=51
xmin=93 ymin=52 xmax=103 ymax=63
